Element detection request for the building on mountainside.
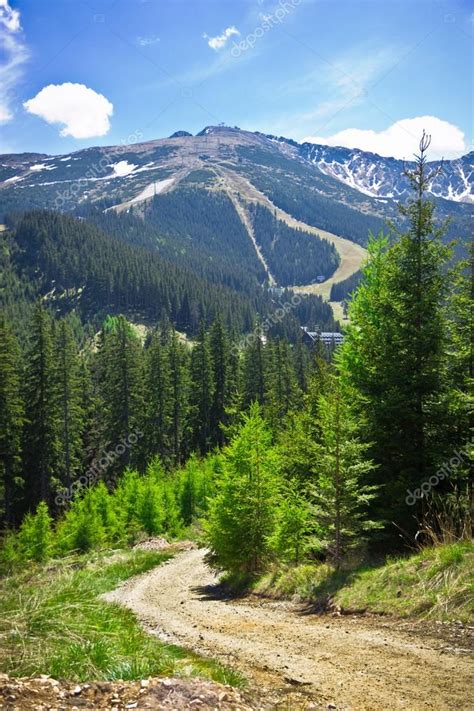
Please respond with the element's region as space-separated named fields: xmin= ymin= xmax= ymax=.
xmin=301 ymin=326 xmax=344 ymax=348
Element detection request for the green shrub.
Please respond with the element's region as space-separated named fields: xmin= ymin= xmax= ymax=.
xmin=17 ymin=501 xmax=53 ymax=562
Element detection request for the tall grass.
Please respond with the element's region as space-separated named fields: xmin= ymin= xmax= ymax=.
xmin=0 ymin=548 xmax=245 ymax=686
xmin=255 ymin=540 xmax=474 ymax=622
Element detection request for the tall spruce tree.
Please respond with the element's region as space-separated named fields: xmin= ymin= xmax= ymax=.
xmin=55 ymin=319 xmax=84 ymax=494
xmin=265 ymin=339 xmax=300 ymax=429
xmin=338 ymin=133 xmax=452 ymax=537
xmin=240 ymin=324 xmax=265 ymax=409
xmin=313 ymin=377 xmax=379 ymax=567
xmin=143 ymin=329 xmax=172 ymax=464
xmin=209 ymin=319 xmax=231 ymax=447
xmin=189 ymin=324 xmax=214 ymax=454
xmin=24 ymin=302 xmax=60 ymax=508
xmin=204 ymin=403 xmax=281 ymax=577
xmin=167 ymin=328 xmax=190 ymax=464
xmin=444 ymin=243 xmax=474 ymax=533
xmin=100 ymin=316 xmax=144 ymax=471
xmin=0 ymin=313 xmax=25 ymax=526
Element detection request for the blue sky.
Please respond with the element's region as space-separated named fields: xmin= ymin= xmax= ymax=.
xmin=0 ymin=0 xmax=472 ymax=159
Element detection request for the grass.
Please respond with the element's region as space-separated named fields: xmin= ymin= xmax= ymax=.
xmin=255 ymin=541 xmax=474 ymax=622
xmin=0 ymin=548 xmax=245 ymax=686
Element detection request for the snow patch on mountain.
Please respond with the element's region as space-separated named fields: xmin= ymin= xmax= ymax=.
xmin=129 ymin=178 xmax=175 ymax=204
xmin=109 ymin=160 xmax=137 ymax=177
xmin=30 ymin=163 xmax=57 ymax=172
xmin=301 ymin=144 xmax=474 ymax=204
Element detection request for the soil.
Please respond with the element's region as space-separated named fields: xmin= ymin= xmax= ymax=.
xmin=0 ymin=674 xmax=255 ymax=710
xmin=104 ymin=548 xmax=473 ymax=711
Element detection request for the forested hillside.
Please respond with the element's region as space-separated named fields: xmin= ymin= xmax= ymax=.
xmin=249 ymin=203 xmax=340 ymax=285
xmin=0 ymin=210 xmax=337 ymax=341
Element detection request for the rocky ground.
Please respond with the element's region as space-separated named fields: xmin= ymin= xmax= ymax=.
xmin=0 ymin=674 xmax=257 ymax=711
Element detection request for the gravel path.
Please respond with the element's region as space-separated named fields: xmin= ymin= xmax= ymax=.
xmin=104 ymin=548 xmax=473 ymax=710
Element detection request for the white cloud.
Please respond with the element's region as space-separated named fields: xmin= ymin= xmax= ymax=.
xmin=203 ymin=26 xmax=239 ymax=51
xmin=0 ymin=0 xmax=29 ymax=122
xmin=23 ymin=82 xmax=114 ymax=139
xmin=304 ymin=117 xmax=466 ymax=160
xmin=0 ymin=0 xmax=20 ymax=32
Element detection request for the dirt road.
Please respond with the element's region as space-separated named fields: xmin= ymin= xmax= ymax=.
xmin=104 ymin=549 xmax=473 ymax=710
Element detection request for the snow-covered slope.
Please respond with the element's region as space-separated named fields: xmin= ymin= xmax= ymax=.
xmin=300 ymin=143 xmax=474 ymax=204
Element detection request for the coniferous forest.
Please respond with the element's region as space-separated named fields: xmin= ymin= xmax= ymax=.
xmin=1 ymin=138 xmax=471 ymax=570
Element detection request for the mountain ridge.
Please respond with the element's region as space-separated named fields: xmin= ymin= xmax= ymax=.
xmin=2 ymin=125 xmax=472 ymax=205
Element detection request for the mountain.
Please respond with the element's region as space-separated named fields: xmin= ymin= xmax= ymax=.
xmin=300 ymin=143 xmax=474 ymax=203
xmin=1 ymin=126 xmax=471 ymax=335
xmin=1 ymin=125 xmax=471 ymax=229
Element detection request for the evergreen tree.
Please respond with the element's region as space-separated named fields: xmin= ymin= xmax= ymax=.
xmin=167 ymin=329 xmax=190 ymax=464
xmin=24 ymin=303 xmax=60 ymax=509
xmin=55 ymin=319 xmax=84 ymax=494
xmin=0 ymin=313 xmax=25 ymax=526
xmin=144 ymin=330 xmax=172 ymax=464
xmin=265 ymin=339 xmax=300 ymax=428
xmin=189 ymin=324 xmax=214 ymax=454
xmin=443 ymin=243 xmax=473 ymax=534
xmin=313 ymin=378 xmax=379 ymax=567
xmin=209 ymin=319 xmax=232 ymax=447
xmin=100 ymin=316 xmax=144 ymax=471
xmin=240 ymin=325 xmax=265 ymax=409
xmin=278 ymin=345 xmax=330 ymax=485
xmin=269 ymin=480 xmax=311 ymax=564
xmin=204 ymin=403 xmax=281 ymax=577
xmin=338 ymin=134 xmax=452 ymax=537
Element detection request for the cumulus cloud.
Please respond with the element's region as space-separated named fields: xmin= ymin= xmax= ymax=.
xmin=203 ymin=26 xmax=239 ymax=51
xmin=0 ymin=0 xmax=29 ymax=122
xmin=23 ymin=82 xmax=114 ymax=139
xmin=304 ymin=116 xmax=466 ymax=160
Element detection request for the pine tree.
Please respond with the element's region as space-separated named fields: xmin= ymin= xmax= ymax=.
xmin=269 ymin=479 xmax=311 ymax=564
xmin=167 ymin=329 xmax=190 ymax=464
xmin=55 ymin=319 xmax=84 ymax=495
xmin=204 ymin=403 xmax=281 ymax=577
xmin=265 ymin=339 xmax=300 ymax=428
xmin=100 ymin=316 xmax=144 ymax=471
xmin=209 ymin=319 xmax=231 ymax=447
xmin=0 ymin=313 xmax=25 ymax=526
xmin=24 ymin=303 xmax=60 ymax=509
xmin=278 ymin=346 xmax=330 ymax=485
xmin=313 ymin=378 xmax=379 ymax=567
xmin=443 ymin=243 xmax=474 ymax=534
xmin=189 ymin=324 xmax=214 ymax=454
xmin=144 ymin=330 xmax=172 ymax=464
xmin=240 ymin=325 xmax=265 ymax=409
xmin=338 ymin=134 xmax=452 ymax=536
